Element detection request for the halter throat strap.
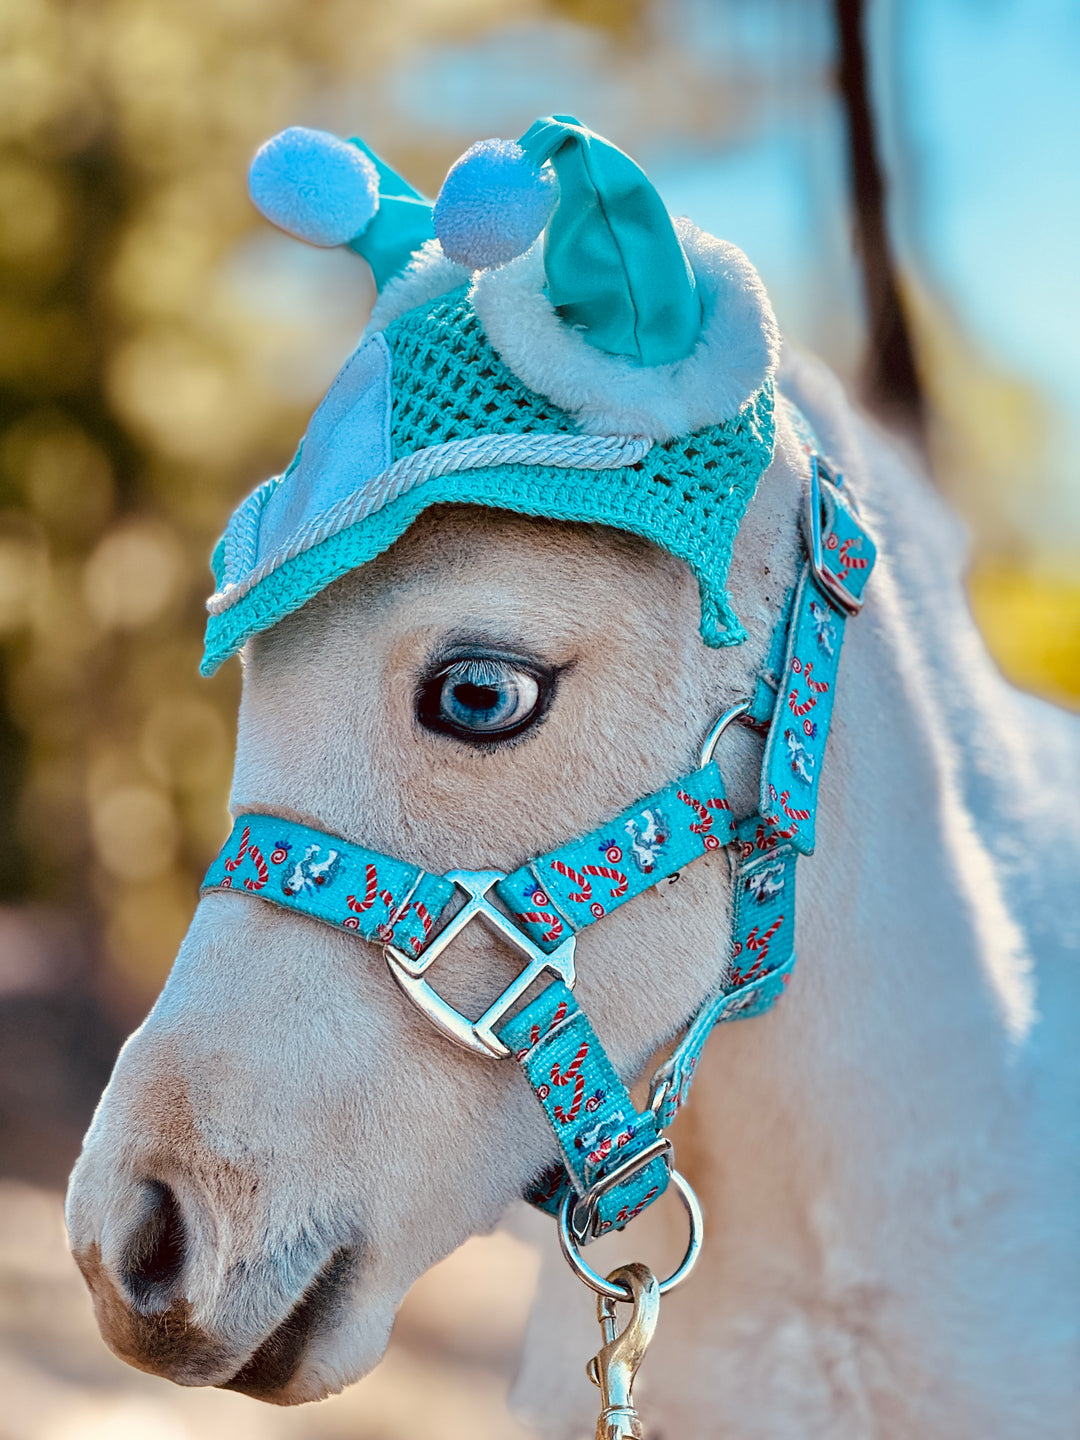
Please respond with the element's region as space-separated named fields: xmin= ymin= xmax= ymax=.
xmin=201 ymin=447 xmax=875 ymax=1239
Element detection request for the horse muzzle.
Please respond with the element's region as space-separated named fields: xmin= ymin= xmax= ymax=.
xmin=67 ymin=1165 xmax=367 ymax=1400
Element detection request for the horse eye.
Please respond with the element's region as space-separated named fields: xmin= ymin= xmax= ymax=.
xmin=417 ymin=657 xmax=549 ymax=743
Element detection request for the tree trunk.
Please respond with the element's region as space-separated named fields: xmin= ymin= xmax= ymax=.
xmin=833 ymin=0 xmax=925 ymax=439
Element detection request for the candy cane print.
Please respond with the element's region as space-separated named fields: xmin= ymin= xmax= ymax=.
xmin=836 ymin=536 xmax=869 ymax=580
xmin=375 ymin=888 xmax=403 ymax=943
xmin=380 ymin=889 xmax=399 ymax=916
xmin=729 ymin=919 xmax=784 ymax=986
xmin=788 ymin=683 xmax=817 ymax=717
xmin=615 ymin=1186 xmax=660 ymax=1227
xmin=223 ymin=824 xmax=251 ymax=872
xmin=222 ymin=826 xmax=268 ymax=891
xmin=243 ymin=843 xmax=268 ymax=892
xmin=551 ymin=1040 xmax=589 ymax=1124
xmin=407 ymin=901 xmax=434 ymax=957
xmin=346 ymin=863 xmax=379 ymax=914
xmin=779 ymin=790 xmax=811 ymax=822
xmin=678 ymin=789 xmax=712 ymax=834
xmin=526 ymin=999 xmax=569 ymax=1051
xmin=803 ymin=661 xmax=830 ymax=695
xmin=582 ymin=863 xmax=628 ymax=898
xmin=550 ymin=859 xmax=591 ymax=904
xmin=705 ymin=796 xmax=733 ymax=848
xmin=378 ymin=893 xmax=434 ymax=953
xmin=529 ymin=1167 xmax=566 ymax=1203
xmin=758 ymin=817 xmax=799 ymax=846
xmin=744 ymin=916 xmax=783 ymax=967
xmin=521 ymin=910 xmax=564 ymax=942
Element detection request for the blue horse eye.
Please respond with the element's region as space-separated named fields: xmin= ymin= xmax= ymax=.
xmin=419 ymin=657 xmax=546 ymax=742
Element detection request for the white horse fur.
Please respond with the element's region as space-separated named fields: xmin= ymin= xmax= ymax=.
xmin=65 ymin=347 xmax=1080 ymax=1436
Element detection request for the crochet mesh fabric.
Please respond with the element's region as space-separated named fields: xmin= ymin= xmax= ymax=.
xmin=386 ymin=288 xmax=768 ymax=540
xmin=201 ymin=287 xmax=776 ymax=675
xmin=387 ymin=288 xmax=577 ymax=448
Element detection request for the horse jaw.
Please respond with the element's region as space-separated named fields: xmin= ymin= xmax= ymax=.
xmin=65 ymin=431 xmax=808 ymax=1402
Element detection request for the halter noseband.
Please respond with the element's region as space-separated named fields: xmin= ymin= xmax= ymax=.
xmin=202 ymin=441 xmax=875 ymax=1273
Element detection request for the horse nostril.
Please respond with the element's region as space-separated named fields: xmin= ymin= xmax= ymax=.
xmin=119 ymin=1181 xmax=186 ymax=1313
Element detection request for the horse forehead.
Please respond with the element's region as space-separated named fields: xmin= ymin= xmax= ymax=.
xmin=247 ymin=511 xmax=702 ymax=704
xmin=337 ymin=511 xmax=690 ymax=635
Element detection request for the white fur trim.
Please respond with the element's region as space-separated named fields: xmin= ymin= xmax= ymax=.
xmin=363 ymin=239 xmax=471 ymax=337
xmin=469 ymin=219 xmax=781 ymax=442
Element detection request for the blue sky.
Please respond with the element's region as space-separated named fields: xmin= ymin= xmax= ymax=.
xmin=886 ymin=0 xmax=1080 ymax=420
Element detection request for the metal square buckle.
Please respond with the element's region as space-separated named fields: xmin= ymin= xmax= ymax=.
xmin=804 ymin=453 xmax=863 ymax=617
xmin=384 ymin=869 xmax=577 ymax=1059
xmin=568 ymin=1136 xmax=674 ymax=1242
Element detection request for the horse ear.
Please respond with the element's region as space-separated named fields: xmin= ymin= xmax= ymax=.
xmin=432 ymin=116 xmax=702 ymax=366
xmin=248 ymin=127 xmax=435 ymax=290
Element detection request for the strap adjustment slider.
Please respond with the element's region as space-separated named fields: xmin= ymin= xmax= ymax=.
xmin=804 ymin=453 xmax=863 ymax=617
xmin=569 ymin=1136 xmax=673 ymax=1243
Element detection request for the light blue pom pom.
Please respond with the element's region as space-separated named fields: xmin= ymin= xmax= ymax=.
xmin=433 ymin=139 xmax=555 ymax=270
xmin=249 ymin=127 xmax=379 ymax=248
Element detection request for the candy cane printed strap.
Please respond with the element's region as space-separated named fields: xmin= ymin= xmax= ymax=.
xmin=495 ymin=761 xmax=734 ymax=949
xmin=497 ymin=983 xmax=672 ymax=1233
xmin=202 ymin=813 xmax=455 ymax=957
xmin=649 ymin=821 xmax=798 ymax=1128
xmin=760 ymin=477 xmax=876 ymax=854
xmin=201 ymin=443 xmax=876 ymax=1240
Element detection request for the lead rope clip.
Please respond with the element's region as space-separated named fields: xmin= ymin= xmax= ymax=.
xmin=586 ymin=1262 xmax=661 ymax=1440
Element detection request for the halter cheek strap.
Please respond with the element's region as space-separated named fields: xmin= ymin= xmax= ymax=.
xmin=201 ymin=448 xmax=875 ymax=1241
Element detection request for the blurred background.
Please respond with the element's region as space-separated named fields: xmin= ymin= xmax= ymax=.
xmin=0 ymin=0 xmax=1077 ymax=1436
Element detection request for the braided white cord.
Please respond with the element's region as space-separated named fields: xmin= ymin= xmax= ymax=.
xmin=207 ymin=431 xmax=653 ymax=616
xmin=224 ymin=484 xmax=272 ymax=587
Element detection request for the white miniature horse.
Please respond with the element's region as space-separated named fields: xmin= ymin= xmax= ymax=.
xmin=66 ymin=350 xmax=1080 ymax=1437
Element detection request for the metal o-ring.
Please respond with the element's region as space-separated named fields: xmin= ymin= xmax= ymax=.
xmin=698 ymin=699 xmax=753 ymax=769
xmin=556 ymin=1169 xmax=704 ymax=1301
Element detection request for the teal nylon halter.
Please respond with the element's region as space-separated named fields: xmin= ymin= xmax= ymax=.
xmin=201 ymin=451 xmax=875 ymax=1243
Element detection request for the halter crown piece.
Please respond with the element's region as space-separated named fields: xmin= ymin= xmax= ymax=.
xmin=203 ymin=119 xmax=876 ymax=1270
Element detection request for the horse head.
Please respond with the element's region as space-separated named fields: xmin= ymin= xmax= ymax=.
xmin=66 ymin=116 xmax=828 ymax=1406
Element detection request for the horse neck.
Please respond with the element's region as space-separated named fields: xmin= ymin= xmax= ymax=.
xmin=625 ymin=384 xmax=1080 ymax=1431
xmin=683 ymin=506 xmax=1021 ymax=1270
xmin=516 ymin=462 xmax=1077 ymax=1435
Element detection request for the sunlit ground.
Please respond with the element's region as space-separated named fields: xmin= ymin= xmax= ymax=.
xmin=0 ymin=1182 xmax=538 ymax=1440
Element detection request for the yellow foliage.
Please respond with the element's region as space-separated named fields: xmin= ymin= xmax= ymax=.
xmin=969 ymin=563 xmax=1080 ymax=709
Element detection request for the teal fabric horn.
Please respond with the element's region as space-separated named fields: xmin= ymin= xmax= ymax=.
xmin=248 ymin=127 xmax=434 ymax=292
xmin=346 ymin=137 xmax=435 ymax=289
xmin=516 ymin=115 xmax=702 ymax=365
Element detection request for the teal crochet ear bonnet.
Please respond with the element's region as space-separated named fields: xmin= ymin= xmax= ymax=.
xmin=203 ymin=116 xmax=781 ymax=675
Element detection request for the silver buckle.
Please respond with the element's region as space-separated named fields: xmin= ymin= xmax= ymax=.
xmin=384 ymin=869 xmax=577 ymax=1059
xmin=568 ymin=1136 xmax=674 ymax=1242
xmin=804 ymin=454 xmax=863 ymax=617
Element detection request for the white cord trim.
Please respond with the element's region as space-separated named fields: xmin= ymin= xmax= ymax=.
xmin=224 ymin=482 xmax=273 ymax=589
xmin=207 ymin=430 xmax=653 ymax=616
